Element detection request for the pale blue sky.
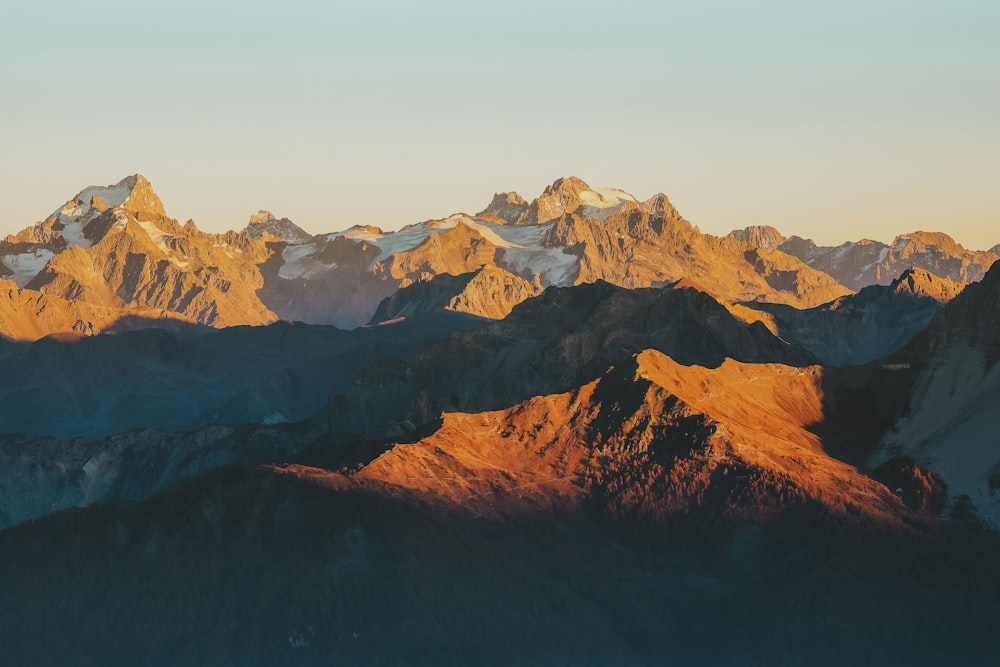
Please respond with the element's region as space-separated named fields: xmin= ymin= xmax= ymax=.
xmin=2 ymin=1 xmax=998 ymax=248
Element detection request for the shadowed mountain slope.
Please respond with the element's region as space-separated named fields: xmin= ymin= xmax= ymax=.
xmin=325 ymin=280 xmax=816 ymax=441
xmin=740 ymin=268 xmax=965 ymax=366
xmin=873 ymin=259 xmax=1000 ymax=526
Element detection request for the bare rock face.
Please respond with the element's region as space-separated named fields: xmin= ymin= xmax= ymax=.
xmin=0 ymin=279 xmax=194 ymax=341
xmin=520 ymin=176 xmax=594 ymax=225
xmin=541 ymin=196 xmax=850 ymax=308
xmin=446 ymin=264 xmax=544 ymax=320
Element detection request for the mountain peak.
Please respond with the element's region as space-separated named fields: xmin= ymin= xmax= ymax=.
xmin=242 ymin=211 xmax=312 ymax=244
xmin=476 ymin=191 xmax=529 ymax=225
xmin=517 ymin=176 xmax=636 ymax=225
xmin=728 ymin=225 xmax=787 ymax=249
xmin=249 ymin=210 xmax=278 ymax=224
xmin=119 ymin=173 xmax=166 ymax=218
xmin=890 ymin=267 xmax=965 ymax=303
xmin=892 ymin=231 xmax=964 ymax=255
xmin=546 ymin=176 xmax=591 ymax=195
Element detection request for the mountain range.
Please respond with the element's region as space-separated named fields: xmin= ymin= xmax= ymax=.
xmin=1 ymin=174 xmax=999 ymax=665
xmin=4 ymin=174 xmax=993 ymax=339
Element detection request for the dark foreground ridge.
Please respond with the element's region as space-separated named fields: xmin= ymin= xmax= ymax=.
xmin=1 ymin=464 xmax=999 ymax=667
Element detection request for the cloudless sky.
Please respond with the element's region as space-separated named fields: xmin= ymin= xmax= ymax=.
xmin=1 ymin=1 xmax=998 ymax=248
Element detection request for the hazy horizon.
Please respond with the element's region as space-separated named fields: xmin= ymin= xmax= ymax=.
xmin=2 ymin=1 xmax=997 ymax=249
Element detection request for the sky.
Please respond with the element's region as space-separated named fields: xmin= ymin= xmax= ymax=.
xmin=1 ymin=1 xmax=998 ymax=249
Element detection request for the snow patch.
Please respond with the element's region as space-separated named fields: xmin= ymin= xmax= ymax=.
xmin=59 ymin=220 xmax=92 ymax=249
xmin=50 ymin=181 xmax=134 ymax=232
xmin=2 ymin=249 xmax=54 ymax=286
xmin=578 ymin=187 xmax=635 ymax=208
xmin=327 ymin=217 xmax=575 ymax=283
xmin=431 ymin=215 xmax=523 ymax=249
xmin=136 ymin=220 xmax=188 ymax=268
xmin=576 ymin=188 xmax=636 ymax=220
xmin=279 ymin=243 xmax=336 ymax=279
xmin=335 ymin=228 xmax=385 ymax=244
xmin=76 ymin=182 xmax=132 ymax=210
xmin=497 ymin=223 xmax=577 ymax=286
xmin=137 ymin=220 xmax=170 ymax=244
xmin=878 ymin=247 xmax=889 ymax=263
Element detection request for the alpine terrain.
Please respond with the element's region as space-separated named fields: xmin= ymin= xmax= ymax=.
xmin=0 ymin=175 xmax=998 ymax=666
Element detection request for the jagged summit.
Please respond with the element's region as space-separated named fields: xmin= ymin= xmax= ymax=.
xmin=519 ymin=176 xmax=636 ymax=225
xmin=478 ymin=176 xmax=637 ymax=225
xmin=477 ymin=191 xmax=528 ymax=224
xmin=44 ymin=173 xmax=164 ymax=230
xmin=242 ymin=210 xmax=312 ymax=244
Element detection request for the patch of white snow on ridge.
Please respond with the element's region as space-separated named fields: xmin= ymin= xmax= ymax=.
xmin=343 ymin=223 xmax=443 ymax=261
xmin=279 ymin=243 xmax=336 ymax=279
xmin=506 ymin=246 xmax=578 ymax=285
xmin=577 ymin=188 xmax=636 ymax=221
xmin=494 ymin=222 xmax=577 ymax=286
xmin=335 ymin=228 xmax=385 ymax=244
xmin=578 ymin=188 xmax=636 ymax=208
xmin=77 ymin=182 xmax=132 ymax=210
xmin=2 ymin=249 xmax=55 ymax=287
xmin=51 ymin=182 xmax=134 ymax=227
xmin=878 ymin=247 xmax=889 ymax=263
xmin=137 ymin=220 xmax=171 ymax=244
xmin=59 ymin=220 xmax=92 ymax=249
xmin=328 ymin=216 xmax=575 ymax=281
xmin=136 ymin=220 xmax=189 ymax=268
xmin=430 ymin=215 xmax=523 ymax=249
